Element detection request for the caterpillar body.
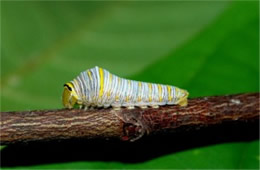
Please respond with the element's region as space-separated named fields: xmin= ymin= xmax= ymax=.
xmin=62 ymin=66 xmax=189 ymax=109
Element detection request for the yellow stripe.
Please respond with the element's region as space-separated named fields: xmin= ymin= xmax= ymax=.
xmin=148 ymin=83 xmax=152 ymax=102
xmin=138 ymin=82 xmax=142 ymax=102
xmin=87 ymin=71 xmax=92 ymax=80
xmin=99 ymin=68 xmax=104 ymax=98
xmin=109 ymin=73 xmax=113 ymax=84
xmin=107 ymin=91 xmax=111 ymax=97
xmin=158 ymin=84 xmax=162 ymax=102
xmin=167 ymin=85 xmax=172 ymax=101
xmin=114 ymin=77 xmax=121 ymax=101
xmin=139 ymin=82 xmax=142 ymax=88
xmin=125 ymin=80 xmax=131 ymax=102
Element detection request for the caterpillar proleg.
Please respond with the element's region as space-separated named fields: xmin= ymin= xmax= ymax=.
xmin=62 ymin=66 xmax=189 ymax=109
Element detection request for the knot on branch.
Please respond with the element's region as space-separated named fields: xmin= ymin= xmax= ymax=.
xmin=115 ymin=110 xmax=150 ymax=142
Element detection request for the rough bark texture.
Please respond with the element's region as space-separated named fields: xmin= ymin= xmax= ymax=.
xmin=1 ymin=93 xmax=259 ymax=144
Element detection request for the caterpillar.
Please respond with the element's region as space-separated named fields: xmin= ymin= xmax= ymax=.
xmin=62 ymin=66 xmax=189 ymax=109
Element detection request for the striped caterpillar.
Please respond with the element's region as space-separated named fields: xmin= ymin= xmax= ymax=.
xmin=62 ymin=66 xmax=189 ymax=109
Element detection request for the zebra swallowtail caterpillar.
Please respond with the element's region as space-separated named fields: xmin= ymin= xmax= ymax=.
xmin=62 ymin=66 xmax=189 ymax=109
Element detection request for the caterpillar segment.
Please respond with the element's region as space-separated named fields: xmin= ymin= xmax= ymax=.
xmin=62 ymin=66 xmax=189 ymax=109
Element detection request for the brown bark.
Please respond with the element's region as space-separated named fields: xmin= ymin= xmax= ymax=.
xmin=1 ymin=93 xmax=259 ymax=144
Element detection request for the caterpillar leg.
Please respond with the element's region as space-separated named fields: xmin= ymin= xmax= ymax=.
xmin=127 ymin=106 xmax=135 ymax=110
xmin=79 ymin=105 xmax=83 ymax=109
xmin=84 ymin=106 xmax=89 ymax=111
xmin=139 ymin=106 xmax=148 ymax=109
xmin=151 ymin=105 xmax=159 ymax=108
xmin=103 ymin=106 xmax=110 ymax=109
xmin=112 ymin=106 xmax=121 ymax=110
xmin=89 ymin=107 xmax=95 ymax=110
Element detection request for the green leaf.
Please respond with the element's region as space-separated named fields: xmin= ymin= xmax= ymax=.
xmin=133 ymin=1 xmax=259 ymax=97
xmin=1 ymin=1 xmax=228 ymax=111
xmin=1 ymin=1 xmax=259 ymax=169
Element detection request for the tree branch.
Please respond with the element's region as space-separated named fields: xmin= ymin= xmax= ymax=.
xmin=1 ymin=93 xmax=259 ymax=144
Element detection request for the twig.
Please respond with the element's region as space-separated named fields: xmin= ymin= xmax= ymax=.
xmin=1 ymin=93 xmax=259 ymax=144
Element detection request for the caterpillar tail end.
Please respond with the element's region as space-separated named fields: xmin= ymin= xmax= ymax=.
xmin=177 ymin=90 xmax=189 ymax=107
xmin=178 ymin=98 xmax=188 ymax=107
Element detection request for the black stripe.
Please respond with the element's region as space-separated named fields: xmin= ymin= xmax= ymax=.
xmin=64 ymin=84 xmax=72 ymax=91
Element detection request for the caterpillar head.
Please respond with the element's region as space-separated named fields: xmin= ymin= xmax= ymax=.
xmin=62 ymin=82 xmax=79 ymax=108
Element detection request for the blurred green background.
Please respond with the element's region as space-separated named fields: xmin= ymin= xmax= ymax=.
xmin=1 ymin=0 xmax=259 ymax=169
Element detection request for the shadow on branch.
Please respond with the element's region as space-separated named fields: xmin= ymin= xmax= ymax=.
xmin=1 ymin=120 xmax=259 ymax=167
